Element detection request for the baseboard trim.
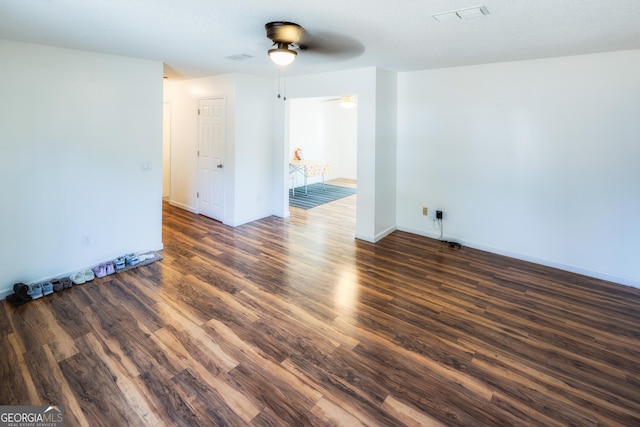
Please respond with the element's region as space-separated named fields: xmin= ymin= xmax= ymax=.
xmin=168 ymin=200 xmax=197 ymax=214
xmin=355 ymin=225 xmax=397 ymax=244
xmin=374 ymin=225 xmax=397 ymax=243
xmin=355 ymin=233 xmax=374 ymax=243
xmin=0 ymin=288 xmax=13 ymax=301
xmin=397 ymin=226 xmax=640 ymax=289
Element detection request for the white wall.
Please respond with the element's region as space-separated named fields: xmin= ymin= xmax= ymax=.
xmin=233 ymin=74 xmax=277 ymax=226
xmin=163 ymin=73 xmax=274 ymax=226
xmin=325 ymin=101 xmax=358 ymax=181
xmin=374 ymin=69 xmax=398 ymax=236
xmin=0 ymin=40 xmax=164 ymax=298
xmin=288 ymin=97 xmax=357 ymax=185
xmin=162 ymin=103 xmax=172 ymax=198
xmin=397 ymin=50 xmax=640 ymax=287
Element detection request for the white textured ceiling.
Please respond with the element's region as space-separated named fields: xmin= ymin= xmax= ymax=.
xmin=1 ymin=0 xmax=640 ymax=79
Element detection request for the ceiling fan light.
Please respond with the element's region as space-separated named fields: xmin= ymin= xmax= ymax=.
xmin=268 ymin=48 xmax=297 ymax=66
xmin=341 ymin=100 xmax=356 ymax=109
xmin=340 ymin=96 xmax=356 ymax=109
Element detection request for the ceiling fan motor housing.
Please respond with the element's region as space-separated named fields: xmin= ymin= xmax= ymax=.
xmin=265 ymin=21 xmax=302 ymax=44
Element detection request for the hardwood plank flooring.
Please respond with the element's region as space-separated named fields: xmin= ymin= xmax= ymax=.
xmin=2 ymin=189 xmax=640 ymax=426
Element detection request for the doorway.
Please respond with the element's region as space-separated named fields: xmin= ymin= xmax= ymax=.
xmin=287 ymin=96 xmax=358 ymax=203
xmin=197 ymin=97 xmax=226 ymax=221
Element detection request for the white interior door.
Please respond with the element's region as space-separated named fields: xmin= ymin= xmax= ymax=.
xmin=198 ymin=98 xmax=225 ymax=221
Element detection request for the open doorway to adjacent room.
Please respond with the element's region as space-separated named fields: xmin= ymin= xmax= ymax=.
xmin=287 ymin=95 xmax=358 ymax=211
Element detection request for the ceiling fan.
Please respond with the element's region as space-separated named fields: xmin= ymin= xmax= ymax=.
xmin=265 ymin=21 xmax=364 ymax=67
xmin=324 ymin=95 xmax=357 ymax=109
xmin=265 ymin=21 xmax=302 ymax=66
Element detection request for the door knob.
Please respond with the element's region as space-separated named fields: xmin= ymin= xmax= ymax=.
xmin=217 ymin=164 xmax=224 ymax=168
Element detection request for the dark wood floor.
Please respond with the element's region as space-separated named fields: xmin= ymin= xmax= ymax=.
xmin=2 ymin=191 xmax=640 ymax=426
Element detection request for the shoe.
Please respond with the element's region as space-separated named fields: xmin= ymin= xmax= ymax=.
xmin=138 ymin=252 xmax=156 ymax=262
xmin=51 ymin=278 xmax=64 ymax=292
xmin=27 ymin=282 xmax=44 ymax=299
xmin=84 ymin=269 xmax=95 ymax=282
xmin=52 ymin=278 xmax=72 ymax=292
xmin=114 ymin=257 xmax=125 ymax=271
xmin=7 ymin=293 xmax=30 ymax=306
xmin=70 ymin=271 xmax=86 ymax=285
xmin=125 ymin=253 xmax=139 ymax=266
xmin=9 ymin=283 xmax=32 ymax=305
xmin=105 ymin=261 xmax=115 ymax=275
xmin=41 ymin=281 xmax=53 ymax=296
xmin=61 ymin=277 xmax=73 ymax=289
xmin=92 ymin=264 xmax=106 ymax=278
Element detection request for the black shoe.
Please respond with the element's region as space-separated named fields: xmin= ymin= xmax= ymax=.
xmin=14 ymin=283 xmax=32 ymax=302
xmin=7 ymin=283 xmax=32 ymax=306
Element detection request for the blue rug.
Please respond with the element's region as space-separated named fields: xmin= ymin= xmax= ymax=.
xmin=289 ymin=183 xmax=356 ymax=209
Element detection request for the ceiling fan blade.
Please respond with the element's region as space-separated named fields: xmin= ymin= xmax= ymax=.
xmin=298 ymin=30 xmax=365 ymax=61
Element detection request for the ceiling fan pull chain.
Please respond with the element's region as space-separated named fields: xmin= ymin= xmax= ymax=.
xmin=277 ymin=69 xmax=281 ymax=99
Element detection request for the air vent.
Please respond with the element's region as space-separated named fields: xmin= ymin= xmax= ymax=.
xmin=225 ymin=54 xmax=254 ymax=61
xmin=432 ymin=5 xmax=489 ymax=22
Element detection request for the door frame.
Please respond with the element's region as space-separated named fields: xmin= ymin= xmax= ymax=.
xmin=162 ymin=102 xmax=172 ymax=199
xmin=196 ymin=96 xmax=226 ymax=222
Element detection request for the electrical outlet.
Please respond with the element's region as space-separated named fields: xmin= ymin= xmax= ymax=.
xmin=422 ymin=207 xmax=429 ymax=216
xmin=81 ymin=235 xmax=91 ymax=246
xmin=436 ymin=210 xmax=443 ymax=219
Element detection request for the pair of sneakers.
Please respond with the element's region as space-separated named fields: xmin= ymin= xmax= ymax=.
xmin=28 ymin=282 xmax=53 ymax=299
xmin=92 ymin=261 xmax=115 ymax=278
xmin=51 ymin=277 xmax=72 ymax=292
xmin=70 ymin=269 xmax=95 ymax=285
xmin=113 ymin=254 xmax=139 ymax=270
